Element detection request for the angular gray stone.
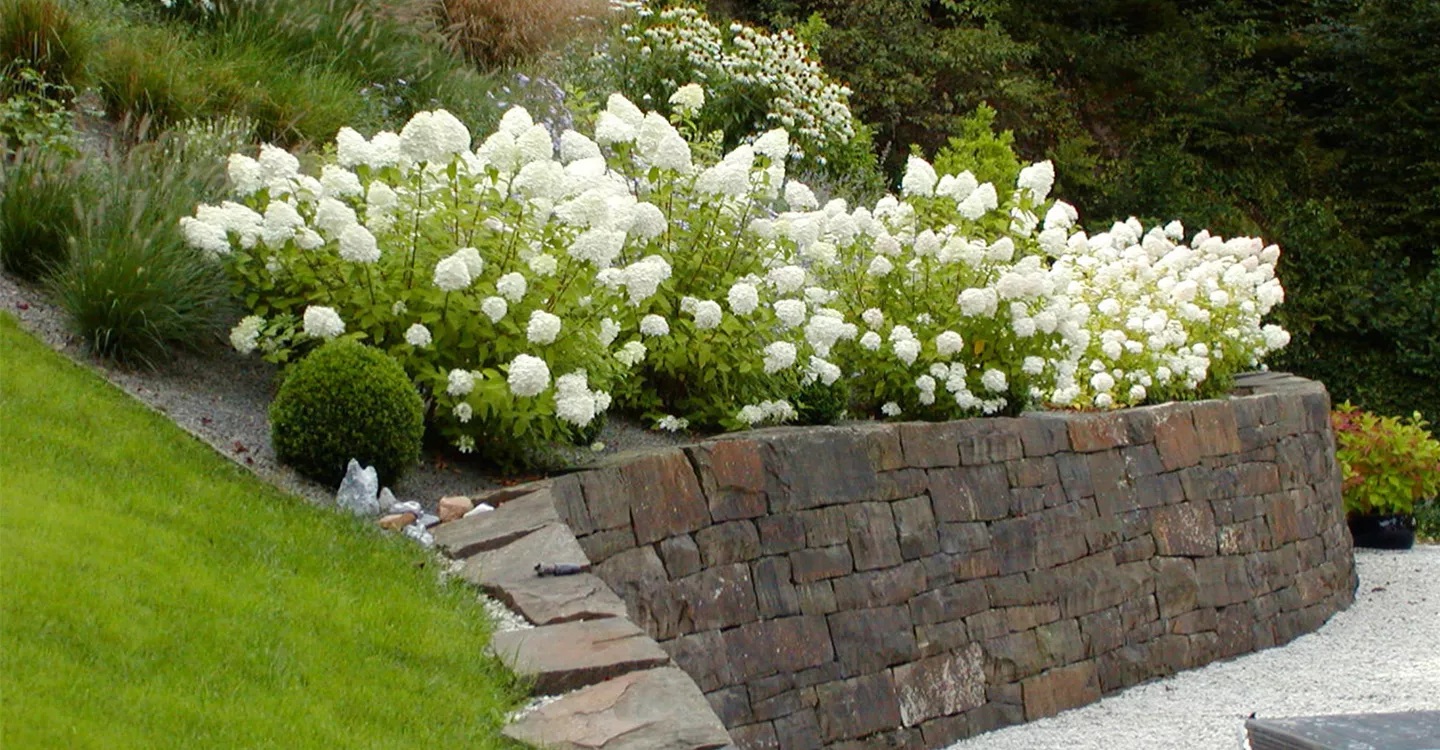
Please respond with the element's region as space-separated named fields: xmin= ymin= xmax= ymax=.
xmin=503 ymin=667 xmax=732 ymax=750
xmin=432 ymin=488 xmax=560 ymax=559
xmin=490 ymin=618 xmax=671 ymax=695
xmin=335 ymin=459 xmax=379 ymax=516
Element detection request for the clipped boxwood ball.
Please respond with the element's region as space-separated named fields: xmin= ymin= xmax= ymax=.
xmin=270 ymin=339 xmax=424 ymax=486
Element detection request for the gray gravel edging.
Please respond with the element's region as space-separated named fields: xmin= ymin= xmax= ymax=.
xmin=947 ymin=546 xmax=1440 ymax=750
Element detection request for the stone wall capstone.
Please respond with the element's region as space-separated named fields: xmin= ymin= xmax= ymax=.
xmin=482 ymin=373 xmax=1356 ymax=749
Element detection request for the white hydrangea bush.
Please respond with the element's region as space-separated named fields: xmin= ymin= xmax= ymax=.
xmin=803 ymin=154 xmax=1293 ymax=415
xmin=604 ymin=1 xmax=857 ymax=167
xmin=185 ymin=93 xmax=836 ymax=460
xmin=185 ymin=86 xmax=1293 ymax=464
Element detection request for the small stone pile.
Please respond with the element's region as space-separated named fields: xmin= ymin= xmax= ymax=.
xmin=333 ymin=458 xmax=494 ymax=546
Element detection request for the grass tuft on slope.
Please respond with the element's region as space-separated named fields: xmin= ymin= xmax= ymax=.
xmin=0 ymin=313 xmax=524 ymax=749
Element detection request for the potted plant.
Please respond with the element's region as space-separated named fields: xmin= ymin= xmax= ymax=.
xmin=1331 ymin=403 xmax=1440 ymax=550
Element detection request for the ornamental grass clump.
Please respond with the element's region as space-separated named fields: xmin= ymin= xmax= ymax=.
xmin=186 ymin=86 xmax=1293 ymax=467
xmin=270 ymin=338 xmax=425 ymax=485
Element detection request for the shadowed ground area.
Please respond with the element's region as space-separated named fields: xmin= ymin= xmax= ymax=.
xmin=0 ymin=313 xmax=525 ymax=749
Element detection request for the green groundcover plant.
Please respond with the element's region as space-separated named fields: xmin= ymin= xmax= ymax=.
xmin=1331 ymin=403 xmax=1440 ymax=517
xmin=183 ymin=88 xmax=1292 ymax=466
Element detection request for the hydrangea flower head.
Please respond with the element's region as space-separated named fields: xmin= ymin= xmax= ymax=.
xmin=405 ymin=323 xmax=432 ymax=348
xmin=302 ymin=306 xmax=345 ymax=339
xmin=527 ymin=310 xmax=562 ymax=345
xmin=507 ymin=354 xmax=551 ymax=398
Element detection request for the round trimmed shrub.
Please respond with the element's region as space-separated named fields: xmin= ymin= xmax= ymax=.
xmin=270 ymin=339 xmax=425 ymax=486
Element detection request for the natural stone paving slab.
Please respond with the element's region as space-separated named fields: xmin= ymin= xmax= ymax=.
xmin=457 ymin=523 xmax=613 ymax=625
xmin=503 ymin=573 xmax=630 ymax=626
xmin=433 ymin=489 xmax=560 ymax=559
xmin=490 ymin=618 xmax=672 ymax=695
xmin=503 ymin=667 xmax=732 ymax=750
xmin=459 ymin=523 xmax=589 ymax=589
xmin=1246 ymin=711 xmax=1440 ymax=750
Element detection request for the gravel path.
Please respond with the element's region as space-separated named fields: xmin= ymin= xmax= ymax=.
xmin=949 ymin=546 xmax=1440 ymax=750
xmin=0 ymin=272 xmax=685 ymax=510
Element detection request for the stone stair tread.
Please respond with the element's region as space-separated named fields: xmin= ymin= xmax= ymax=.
xmin=459 ymin=523 xmax=590 ymax=590
xmin=490 ymin=618 xmax=671 ymax=695
xmin=1246 ymin=711 xmax=1440 ymax=750
xmin=503 ymin=667 xmax=732 ymax=750
xmin=433 ymin=488 xmax=560 ymax=559
xmin=501 ymin=572 xmax=629 ymax=626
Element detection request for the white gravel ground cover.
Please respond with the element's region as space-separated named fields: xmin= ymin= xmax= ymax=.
xmin=950 ymin=546 xmax=1440 ymax=750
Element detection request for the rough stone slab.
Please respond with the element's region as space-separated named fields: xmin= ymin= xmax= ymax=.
xmin=688 ymin=440 xmax=769 ymax=522
xmin=459 ymin=523 xmax=590 ymax=593
xmin=1151 ymin=503 xmax=1219 ymax=557
xmin=892 ymin=643 xmax=986 ymax=726
xmin=900 ymin=422 xmax=962 ymax=468
xmin=501 ymin=573 xmax=630 ymax=626
xmin=503 ymin=666 xmax=732 ymax=750
xmin=828 ymin=605 xmax=918 ymax=677
xmin=957 ymin=420 xmax=1026 ymax=465
xmin=928 ymin=464 xmax=1011 ymax=522
xmin=623 ymin=450 xmax=712 ymax=544
xmin=1021 ymin=661 xmax=1101 ymax=721
xmin=1067 ymin=413 xmax=1131 ymax=453
xmin=1246 ymin=712 xmax=1440 ymax=750
xmin=816 ymin=672 xmax=904 ymax=742
xmin=433 ymin=488 xmax=560 ymax=559
xmin=490 ymin=618 xmax=671 ymax=695
xmin=594 ymin=545 xmax=682 ymax=640
xmin=725 ymin=615 xmax=835 ymax=682
xmin=759 ymin=429 xmax=881 ymax=511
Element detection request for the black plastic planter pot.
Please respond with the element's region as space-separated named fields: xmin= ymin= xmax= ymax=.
xmin=1348 ymin=514 xmax=1416 ymax=550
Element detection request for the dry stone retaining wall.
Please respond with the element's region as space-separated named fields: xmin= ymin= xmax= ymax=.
xmin=522 ymin=372 xmax=1356 ymax=749
xmin=434 ymin=373 xmax=1356 ymax=749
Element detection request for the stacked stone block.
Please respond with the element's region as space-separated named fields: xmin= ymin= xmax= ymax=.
xmin=537 ymin=373 xmax=1356 ymax=749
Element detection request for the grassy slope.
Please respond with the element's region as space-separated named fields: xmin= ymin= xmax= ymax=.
xmin=0 ymin=314 xmax=523 ymax=748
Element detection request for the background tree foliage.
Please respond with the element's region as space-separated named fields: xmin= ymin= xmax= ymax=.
xmin=717 ymin=0 xmax=1439 ymax=424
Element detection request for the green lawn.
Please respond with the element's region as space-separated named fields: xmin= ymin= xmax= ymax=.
xmin=0 ymin=314 xmax=524 ymax=748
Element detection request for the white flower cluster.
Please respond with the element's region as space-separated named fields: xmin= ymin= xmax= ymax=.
xmin=194 ymin=90 xmax=1291 ymax=462
xmin=615 ymin=3 xmax=856 ymax=159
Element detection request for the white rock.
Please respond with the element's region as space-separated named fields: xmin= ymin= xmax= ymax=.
xmin=463 ymin=502 xmax=497 ymax=518
xmin=402 ymin=522 xmax=435 ymax=547
xmin=377 ymin=487 xmax=398 ymax=513
xmin=336 ymin=459 xmax=380 ymax=516
xmin=390 ymin=500 xmax=423 ymax=516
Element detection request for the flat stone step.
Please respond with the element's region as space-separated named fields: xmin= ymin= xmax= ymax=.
xmin=503 ymin=667 xmax=732 ymax=750
xmin=1247 ymin=712 xmax=1440 ymax=750
xmin=433 ymin=488 xmax=560 ymax=559
xmin=457 ymin=522 xmax=623 ymax=625
xmin=490 ymin=618 xmax=671 ymax=695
